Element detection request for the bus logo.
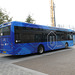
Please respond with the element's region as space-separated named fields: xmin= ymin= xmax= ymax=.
xmin=47 ymin=31 xmax=57 ymax=50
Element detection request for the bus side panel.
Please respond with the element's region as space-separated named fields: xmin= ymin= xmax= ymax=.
xmin=13 ymin=42 xmax=54 ymax=55
xmin=13 ymin=43 xmax=38 ymax=55
xmin=42 ymin=40 xmax=73 ymax=51
xmin=12 ymin=40 xmax=73 ymax=55
xmin=64 ymin=40 xmax=73 ymax=47
xmin=55 ymin=40 xmax=73 ymax=49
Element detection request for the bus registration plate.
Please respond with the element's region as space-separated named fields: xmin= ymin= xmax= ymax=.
xmin=3 ymin=51 xmax=6 ymax=53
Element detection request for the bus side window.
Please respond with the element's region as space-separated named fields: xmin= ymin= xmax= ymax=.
xmin=15 ymin=33 xmax=21 ymax=43
xmin=34 ymin=34 xmax=42 ymax=42
xmin=34 ymin=34 xmax=38 ymax=42
xmin=51 ymin=35 xmax=56 ymax=42
xmin=57 ymin=34 xmax=61 ymax=41
xmin=61 ymin=35 xmax=64 ymax=40
xmin=50 ymin=36 xmax=53 ymax=43
xmin=42 ymin=33 xmax=47 ymax=42
xmin=67 ymin=33 xmax=73 ymax=40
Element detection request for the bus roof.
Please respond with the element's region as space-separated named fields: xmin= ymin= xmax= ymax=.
xmin=0 ymin=21 xmax=74 ymax=32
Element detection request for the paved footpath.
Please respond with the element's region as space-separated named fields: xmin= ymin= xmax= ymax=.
xmin=0 ymin=62 xmax=48 ymax=75
xmin=0 ymin=54 xmax=48 ymax=75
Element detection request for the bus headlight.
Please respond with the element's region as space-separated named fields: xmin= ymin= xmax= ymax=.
xmin=5 ymin=43 xmax=8 ymax=46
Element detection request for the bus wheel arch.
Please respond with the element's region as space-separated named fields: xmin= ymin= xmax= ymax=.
xmin=65 ymin=42 xmax=68 ymax=48
xmin=38 ymin=44 xmax=45 ymax=54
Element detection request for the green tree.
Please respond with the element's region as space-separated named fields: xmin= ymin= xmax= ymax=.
xmin=0 ymin=8 xmax=12 ymax=25
xmin=25 ymin=15 xmax=35 ymax=24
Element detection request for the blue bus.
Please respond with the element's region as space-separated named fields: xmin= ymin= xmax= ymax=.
xmin=0 ymin=21 xmax=74 ymax=55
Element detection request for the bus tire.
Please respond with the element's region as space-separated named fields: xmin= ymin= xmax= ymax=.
xmin=38 ymin=45 xmax=44 ymax=54
xmin=65 ymin=43 xmax=68 ymax=48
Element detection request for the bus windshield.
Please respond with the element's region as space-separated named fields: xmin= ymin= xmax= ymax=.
xmin=0 ymin=26 xmax=10 ymax=36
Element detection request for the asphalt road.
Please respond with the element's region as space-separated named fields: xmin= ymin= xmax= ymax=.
xmin=14 ymin=46 xmax=75 ymax=75
xmin=0 ymin=46 xmax=75 ymax=75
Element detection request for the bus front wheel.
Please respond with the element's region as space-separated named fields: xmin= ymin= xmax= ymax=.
xmin=65 ymin=43 xmax=68 ymax=48
xmin=38 ymin=45 xmax=44 ymax=54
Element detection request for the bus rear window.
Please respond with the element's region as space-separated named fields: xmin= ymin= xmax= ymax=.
xmin=0 ymin=26 xmax=10 ymax=36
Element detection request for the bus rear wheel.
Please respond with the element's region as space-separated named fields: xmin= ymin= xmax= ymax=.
xmin=38 ymin=46 xmax=44 ymax=54
xmin=65 ymin=43 xmax=68 ymax=48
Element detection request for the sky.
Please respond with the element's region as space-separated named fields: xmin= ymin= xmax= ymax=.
xmin=0 ymin=0 xmax=75 ymax=30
